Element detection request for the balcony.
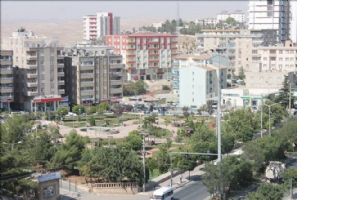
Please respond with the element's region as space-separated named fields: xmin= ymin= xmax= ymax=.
xmin=58 ymin=72 xmax=65 ymax=77
xmin=27 ymin=64 xmax=37 ymax=70
xmin=0 ymin=60 xmax=12 ymax=66
xmin=59 ymin=89 xmax=65 ymax=95
xmin=110 ymin=80 xmax=122 ymax=85
xmin=27 ymin=54 xmax=37 ymax=60
xmin=0 ymin=68 xmax=13 ymax=75
xmin=58 ymin=80 xmax=65 ymax=85
xmin=110 ymin=88 xmax=122 ymax=94
xmin=26 ymin=82 xmax=37 ymax=87
xmin=27 ymin=73 xmax=37 ymax=79
xmin=0 ymin=87 xmax=13 ymax=93
xmin=80 ymin=81 xmax=93 ymax=87
xmin=80 ymin=90 xmax=93 ymax=96
xmin=80 ymin=73 xmax=93 ymax=79
xmin=27 ymin=91 xmax=38 ymax=96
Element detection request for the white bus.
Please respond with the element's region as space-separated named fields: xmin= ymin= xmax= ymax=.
xmin=150 ymin=186 xmax=174 ymax=200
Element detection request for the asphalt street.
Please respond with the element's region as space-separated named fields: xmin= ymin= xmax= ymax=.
xmin=174 ymin=181 xmax=210 ymax=200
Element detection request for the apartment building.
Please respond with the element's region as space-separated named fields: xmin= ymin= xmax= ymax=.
xmin=221 ymin=87 xmax=279 ymax=110
xmin=195 ymin=18 xmax=218 ymax=27
xmin=7 ymin=29 xmax=65 ymax=111
xmin=83 ymin=12 xmax=120 ymax=41
xmin=105 ymin=32 xmax=178 ymax=80
xmin=178 ymin=59 xmax=227 ymax=108
xmin=64 ymin=44 xmax=124 ymax=105
xmin=217 ymin=10 xmax=246 ymax=24
xmin=251 ymin=40 xmax=297 ymax=73
xmin=196 ymin=29 xmax=253 ymax=83
xmin=0 ymin=50 xmax=14 ymax=111
xmin=248 ymin=0 xmax=291 ymax=43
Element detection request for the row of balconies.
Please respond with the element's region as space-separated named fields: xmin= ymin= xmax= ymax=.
xmin=0 ymin=87 xmax=13 ymax=93
xmin=0 ymin=68 xmax=13 ymax=75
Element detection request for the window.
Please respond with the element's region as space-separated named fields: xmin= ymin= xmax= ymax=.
xmin=279 ymin=57 xmax=283 ymax=61
xmin=263 ymin=57 xmax=267 ymax=61
xmin=279 ymin=50 xmax=283 ymax=54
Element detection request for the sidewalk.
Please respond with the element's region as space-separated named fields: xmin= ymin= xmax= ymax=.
xmin=158 ymin=164 xmax=205 ymax=190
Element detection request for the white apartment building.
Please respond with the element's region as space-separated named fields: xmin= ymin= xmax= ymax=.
xmin=178 ymin=60 xmax=227 ymax=108
xmin=248 ymin=0 xmax=291 ymax=43
xmin=195 ymin=18 xmax=218 ymax=27
xmin=0 ymin=50 xmax=14 ymax=111
xmin=221 ymin=87 xmax=279 ymax=110
xmin=83 ymin=12 xmax=120 ymax=41
xmin=7 ymin=29 xmax=65 ymax=111
xmin=65 ymin=44 xmax=125 ymax=105
xmin=290 ymin=1 xmax=297 ymax=43
xmin=251 ymin=41 xmax=297 ymax=72
xmin=217 ymin=11 xmax=246 ymax=24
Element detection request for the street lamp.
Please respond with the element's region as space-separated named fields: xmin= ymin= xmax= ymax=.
xmin=141 ymin=132 xmax=147 ymax=192
xmin=264 ymin=103 xmax=278 ymax=135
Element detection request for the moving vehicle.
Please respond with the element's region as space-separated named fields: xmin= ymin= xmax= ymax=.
xmin=150 ymin=186 xmax=174 ymax=200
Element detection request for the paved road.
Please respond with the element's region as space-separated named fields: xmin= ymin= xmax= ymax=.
xmin=174 ymin=181 xmax=210 ymax=200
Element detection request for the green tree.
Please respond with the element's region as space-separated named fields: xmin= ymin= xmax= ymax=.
xmin=247 ymin=183 xmax=285 ymax=200
xmin=51 ymin=130 xmax=88 ymax=171
xmin=1 ymin=115 xmax=32 ymax=144
xmin=86 ymin=106 xmax=97 ymax=115
xmin=202 ymin=157 xmax=253 ymax=197
xmin=189 ymin=124 xmax=217 ymax=159
xmin=123 ymin=80 xmax=147 ymax=96
xmin=30 ymin=130 xmax=56 ymax=166
xmin=79 ymin=147 xmax=144 ymax=184
xmin=275 ymin=75 xmax=297 ymax=109
xmin=225 ymin=17 xmax=237 ymax=26
xmin=72 ymin=105 xmax=85 ymax=115
xmin=87 ymin=116 xmax=96 ymax=126
xmin=153 ymin=144 xmax=171 ymax=173
xmin=282 ymin=168 xmax=297 ymax=188
xmin=125 ymin=130 xmax=143 ymax=151
xmin=238 ymin=67 xmax=246 ymax=81
xmin=223 ymin=109 xmax=257 ymax=143
xmin=56 ymin=107 xmax=68 ymax=120
xmin=97 ymin=102 xmax=110 ymax=114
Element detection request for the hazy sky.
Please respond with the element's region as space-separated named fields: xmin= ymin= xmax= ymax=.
xmin=1 ymin=1 xmax=248 ymax=22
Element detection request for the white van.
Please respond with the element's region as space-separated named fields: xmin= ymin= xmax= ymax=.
xmin=150 ymin=186 xmax=174 ymax=200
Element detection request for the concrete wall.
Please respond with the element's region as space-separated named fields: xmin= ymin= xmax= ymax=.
xmin=245 ymin=71 xmax=286 ymax=89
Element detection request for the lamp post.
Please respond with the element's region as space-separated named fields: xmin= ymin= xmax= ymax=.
xmin=265 ymin=103 xmax=278 ymax=135
xmin=260 ymin=97 xmax=263 ymax=137
xmin=141 ymin=132 xmax=147 ymax=192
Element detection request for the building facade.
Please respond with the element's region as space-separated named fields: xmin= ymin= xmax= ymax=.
xmin=221 ymin=87 xmax=279 ymax=110
xmin=196 ymin=29 xmax=253 ymax=83
xmin=83 ymin=12 xmax=120 ymax=41
xmin=178 ymin=61 xmax=227 ymax=108
xmin=248 ymin=0 xmax=291 ymax=43
xmin=217 ymin=11 xmax=246 ymax=24
xmin=195 ymin=18 xmax=218 ymax=27
xmin=0 ymin=50 xmax=14 ymax=111
xmin=251 ymin=40 xmax=297 ymax=72
xmin=64 ymin=44 xmax=125 ymax=105
xmin=105 ymin=32 xmax=178 ymax=80
xmin=7 ymin=29 xmax=65 ymax=111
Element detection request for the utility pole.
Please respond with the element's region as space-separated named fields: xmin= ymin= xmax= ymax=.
xmin=142 ymin=133 xmax=146 ymax=192
xmin=265 ymin=103 xmax=277 ymax=135
xmin=288 ymin=81 xmax=292 ymax=114
xmin=216 ymin=50 xmax=222 ymax=163
xmin=260 ymin=96 xmax=263 ymax=138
